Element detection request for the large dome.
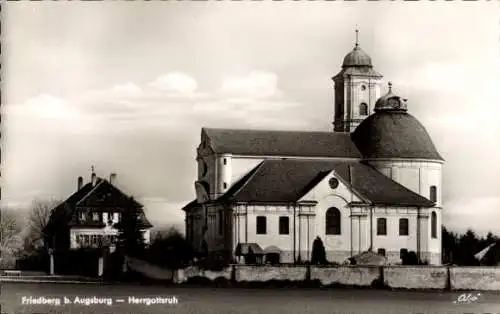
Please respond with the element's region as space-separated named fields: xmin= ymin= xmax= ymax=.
xmin=351 ymin=84 xmax=443 ymax=161
xmin=352 ymin=112 xmax=443 ymax=160
xmin=342 ymin=45 xmax=372 ymax=68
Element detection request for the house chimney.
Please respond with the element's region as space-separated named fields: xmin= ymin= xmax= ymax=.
xmin=91 ymin=166 xmax=97 ymax=186
xmin=77 ymin=176 xmax=83 ymax=190
xmin=109 ymin=173 xmax=117 ymax=185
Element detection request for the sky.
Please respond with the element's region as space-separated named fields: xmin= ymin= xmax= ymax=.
xmin=2 ymin=2 xmax=500 ymax=235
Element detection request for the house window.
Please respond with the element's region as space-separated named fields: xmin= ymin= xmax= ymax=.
xmin=377 ymin=218 xmax=387 ymax=235
xmin=430 ymin=186 xmax=437 ymax=203
xmin=359 ymin=103 xmax=368 ymax=116
xmin=377 ymin=248 xmax=386 ymax=256
xmin=83 ymin=235 xmax=90 ymax=246
xmin=80 ymin=212 xmax=87 ymax=222
xmin=92 ymin=212 xmax=99 ymax=221
xmin=218 ymin=211 xmax=224 ymax=235
xmin=325 ymin=207 xmax=341 ymax=235
xmin=399 ymin=218 xmax=409 ymax=236
xmin=256 ymin=216 xmax=267 ymax=235
xmin=400 ymin=248 xmax=408 ymax=259
xmin=431 ymin=211 xmax=437 ymax=239
xmin=279 ymin=216 xmax=289 ymax=235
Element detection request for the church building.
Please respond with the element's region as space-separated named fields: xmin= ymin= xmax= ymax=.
xmin=183 ymin=32 xmax=444 ymax=265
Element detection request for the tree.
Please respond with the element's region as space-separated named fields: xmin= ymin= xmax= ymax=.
xmin=146 ymin=227 xmax=194 ymax=269
xmin=0 ymin=208 xmax=24 ymax=268
xmin=311 ymin=236 xmax=327 ymax=265
xmin=24 ymin=199 xmax=60 ymax=255
xmin=117 ymin=197 xmax=146 ymax=258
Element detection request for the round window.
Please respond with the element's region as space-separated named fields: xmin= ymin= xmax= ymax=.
xmin=361 ymin=85 xmax=366 ymax=91
xmin=329 ymin=177 xmax=339 ymax=189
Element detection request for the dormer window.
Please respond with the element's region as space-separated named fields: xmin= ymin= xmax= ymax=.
xmin=79 ymin=212 xmax=87 ymax=222
xmin=92 ymin=212 xmax=99 ymax=221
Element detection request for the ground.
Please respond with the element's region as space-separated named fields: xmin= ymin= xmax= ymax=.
xmin=1 ymin=282 xmax=500 ymax=314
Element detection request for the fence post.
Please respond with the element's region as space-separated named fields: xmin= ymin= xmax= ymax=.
xmin=231 ymin=264 xmax=236 ymax=283
xmin=445 ymin=266 xmax=451 ymax=291
xmin=49 ymin=251 xmax=55 ymax=275
xmin=379 ymin=266 xmax=385 ymax=287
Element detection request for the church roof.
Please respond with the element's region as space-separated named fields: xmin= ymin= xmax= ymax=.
xmin=202 ymin=128 xmax=361 ymax=158
xmin=217 ymin=159 xmax=434 ymax=207
xmin=352 ymin=111 xmax=444 ymax=161
xmin=342 ymin=46 xmax=373 ymax=68
xmin=332 ymin=66 xmax=383 ymax=80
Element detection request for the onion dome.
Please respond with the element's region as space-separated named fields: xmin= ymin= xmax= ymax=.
xmin=342 ymin=29 xmax=373 ymax=68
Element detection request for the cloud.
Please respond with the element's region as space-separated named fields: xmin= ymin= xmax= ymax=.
xmin=148 ymin=72 xmax=198 ymax=96
xmin=218 ymin=71 xmax=282 ymax=99
xmin=2 ymin=70 xmax=308 ymax=214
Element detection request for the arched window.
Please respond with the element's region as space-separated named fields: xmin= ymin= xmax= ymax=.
xmin=430 ymin=186 xmax=437 ymax=203
xmin=359 ymin=103 xmax=368 ymax=116
xmin=377 ymin=218 xmax=387 ymax=235
xmin=326 ymin=207 xmax=341 ymax=235
xmin=431 ymin=211 xmax=437 ymax=239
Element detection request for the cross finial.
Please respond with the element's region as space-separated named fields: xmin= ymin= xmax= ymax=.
xmin=388 ymin=81 xmax=393 ymax=92
xmin=355 ymin=27 xmax=359 ymax=47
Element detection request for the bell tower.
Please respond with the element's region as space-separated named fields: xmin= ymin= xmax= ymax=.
xmin=333 ymin=29 xmax=383 ymax=133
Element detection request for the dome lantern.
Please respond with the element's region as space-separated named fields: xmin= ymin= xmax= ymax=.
xmin=374 ymin=82 xmax=408 ymax=112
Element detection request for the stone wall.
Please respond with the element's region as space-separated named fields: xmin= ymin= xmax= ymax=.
xmin=168 ymin=263 xmax=500 ymax=291
xmin=383 ymin=266 xmax=448 ymax=289
xmin=235 ymin=265 xmax=307 ymax=282
xmin=311 ymin=266 xmax=380 ymax=286
xmin=450 ymin=267 xmax=500 ymax=291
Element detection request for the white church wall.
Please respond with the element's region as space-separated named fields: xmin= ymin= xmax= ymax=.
xmin=368 ymin=159 xmax=443 ymax=206
xmin=369 ymin=207 xmax=421 ymax=264
xmin=315 ymin=195 xmax=352 ymax=263
xmin=231 ymin=157 xmax=264 ymax=186
xmin=302 ymin=172 xmax=363 ymax=263
xmin=231 ymin=204 xmax=316 ymax=264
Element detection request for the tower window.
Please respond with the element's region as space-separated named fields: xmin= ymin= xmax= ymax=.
xmin=223 ymin=158 xmax=227 ymax=165
xmin=431 ymin=211 xmax=437 ymax=239
xmin=359 ymin=103 xmax=368 ymax=116
xmin=377 ymin=218 xmax=387 ymax=235
xmin=430 ymin=186 xmax=437 ymax=203
xmin=361 ymin=85 xmax=366 ymax=91
xmin=256 ymin=216 xmax=267 ymax=235
xmin=399 ymin=218 xmax=409 ymax=236
xmin=223 ymin=182 xmax=227 ymax=189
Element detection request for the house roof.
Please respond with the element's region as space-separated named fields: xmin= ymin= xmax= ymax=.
xmin=218 ymin=159 xmax=434 ymax=207
xmin=47 ymin=177 xmax=152 ymax=230
xmin=203 ymin=128 xmax=361 ymax=158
